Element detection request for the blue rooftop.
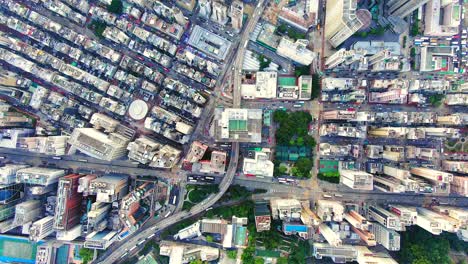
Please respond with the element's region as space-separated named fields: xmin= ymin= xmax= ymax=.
xmin=284 ymin=224 xmax=307 ymax=233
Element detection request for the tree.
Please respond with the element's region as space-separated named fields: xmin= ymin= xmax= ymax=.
xmin=241 ymin=246 xmax=255 ymax=264
xmin=189 ymin=260 xmax=204 ymax=264
xmin=273 ymin=109 xmax=288 ymax=123
xmin=206 ymin=235 xmax=213 ymax=242
xmin=278 ymin=165 xmax=288 ymax=175
xmin=411 ymin=19 xmax=420 ymax=36
xmin=303 ymin=135 xmax=316 ymax=148
xmin=227 ymin=250 xmax=237 ymax=259
xmin=294 ymin=65 xmax=310 ymax=77
xmin=277 ymin=257 xmax=288 ymax=264
xmin=255 ymin=257 xmax=265 ymax=264
xmin=79 ymin=248 xmax=93 ymax=264
xmin=318 ymin=172 xmax=340 ymax=183
xmin=88 ymin=21 xmax=107 ymax=39
xmin=257 ymin=54 xmax=271 ymax=70
xmin=277 ymin=24 xmax=288 ymax=34
xmin=292 ymin=157 xmax=312 ymax=178
xmin=311 ymin=74 xmax=320 ymax=99
xmin=429 ymin=94 xmax=445 ymax=107
xmin=398 ymin=226 xmax=452 ymax=264
xmin=108 ymin=0 xmax=123 ymax=14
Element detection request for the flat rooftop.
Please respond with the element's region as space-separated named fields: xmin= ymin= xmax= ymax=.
xmin=188 ymin=25 xmax=232 ymax=61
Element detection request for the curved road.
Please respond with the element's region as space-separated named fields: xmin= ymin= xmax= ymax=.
xmin=97 ymin=1 xmax=266 ymax=263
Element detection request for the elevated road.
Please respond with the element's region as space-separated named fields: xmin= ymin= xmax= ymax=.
xmin=96 ymin=1 xmax=266 ymax=263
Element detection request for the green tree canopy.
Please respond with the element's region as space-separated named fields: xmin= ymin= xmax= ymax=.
xmin=108 ymin=0 xmax=123 ymax=14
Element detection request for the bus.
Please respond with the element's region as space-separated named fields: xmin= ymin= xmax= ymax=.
xmin=172 ymin=195 xmax=177 ymax=205
xmin=205 ymin=176 xmax=214 ymax=181
xmin=293 ymin=104 xmax=302 ymax=108
xmin=164 ymin=211 xmax=172 ymax=217
xmin=323 ymin=194 xmax=332 ymax=198
xmin=52 ymin=156 xmax=62 ymax=160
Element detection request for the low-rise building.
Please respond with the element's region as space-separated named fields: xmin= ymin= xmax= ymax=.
xmin=68 ymin=128 xmax=130 ymax=161
xmin=340 ymin=169 xmax=373 ymax=190
xmin=89 ymin=175 xmax=129 ymax=203
xmin=242 ymin=148 xmax=274 ymax=178
xmin=213 ymin=108 xmax=262 ymax=143
xmin=276 ymin=37 xmax=316 ymax=65
xmin=254 ymin=203 xmax=271 ymax=232
xmin=241 ymin=71 xmax=277 ymax=99
xmin=160 ymin=241 xmax=220 ymax=263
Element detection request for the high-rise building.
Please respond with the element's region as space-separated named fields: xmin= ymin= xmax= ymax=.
xmin=373 ymin=176 xmax=406 ymax=193
xmin=89 ymin=113 xmax=119 ymax=133
xmin=410 ymin=167 xmax=453 ymax=193
xmin=86 ymin=202 xmax=111 ymax=233
xmin=68 ymin=128 xmax=130 ymax=161
xmin=367 ymin=205 xmax=404 ymax=231
xmin=370 ymin=222 xmax=400 ymax=251
xmin=211 ymin=1 xmax=228 ymax=25
xmin=0 ymin=128 xmax=35 ymax=148
xmin=29 ymin=216 xmax=55 ymax=242
xmin=437 ymin=114 xmax=462 ymax=125
xmin=451 ymin=176 xmax=468 ymax=197
xmin=319 ymin=223 xmax=342 ymax=246
xmin=270 ymin=199 xmax=302 ymax=220
xmin=16 ymin=136 xmax=69 ymax=156
xmin=56 ymin=224 xmax=82 ymax=241
xmin=35 ymin=245 xmax=55 ymax=264
xmin=415 ymin=208 xmax=443 ymax=235
xmin=16 ymin=167 xmax=65 ymax=187
xmin=344 ymin=210 xmax=369 ymax=230
xmin=0 ymin=164 xmax=28 ymax=184
xmin=0 ymin=103 xmax=34 ymax=128
xmin=355 ymin=246 xmax=399 ymax=264
xmin=340 ymin=169 xmax=373 ymax=190
xmin=351 ymin=225 xmax=376 ymax=246
xmin=388 ymin=205 xmax=418 ymax=226
xmin=368 ymin=49 xmax=392 ymax=66
xmin=316 ymin=200 xmax=344 ymax=222
xmin=89 ymin=175 xmax=129 ymax=203
xmin=229 ymin=0 xmax=243 ymax=31
xmin=54 ymin=174 xmax=83 ymax=231
xmin=77 ymin=174 xmax=98 ymax=196
xmin=325 ymin=0 xmax=366 ymax=47
xmin=417 ymin=207 xmax=459 ymax=233
xmin=13 ymin=200 xmax=42 ymax=225
xmin=254 ymin=203 xmax=271 ymax=232
xmin=325 ymin=48 xmax=367 ymax=68
xmin=424 ymin=0 xmax=461 ymax=36
xmin=313 ymin=243 xmax=358 ymax=263
xmin=442 ymin=160 xmax=468 ymax=174
xmin=127 ymin=136 xmax=181 ymax=169
xmin=387 ymin=0 xmax=431 ymax=18
xmin=198 ymin=0 xmax=212 ymax=19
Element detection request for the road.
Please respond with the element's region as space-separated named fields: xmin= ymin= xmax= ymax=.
xmin=96 ymin=1 xmax=266 ymax=263
xmin=252 ymin=190 xmax=468 ymax=207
